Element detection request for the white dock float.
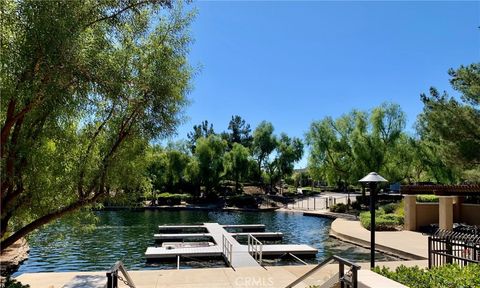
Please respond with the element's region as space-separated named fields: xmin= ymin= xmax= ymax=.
xmin=231 ymin=232 xmax=283 ymax=239
xmin=154 ymin=233 xmax=212 ymax=241
xmin=222 ymin=224 xmax=265 ymax=231
xmin=145 ymin=222 xmax=318 ymax=268
xmin=158 ymin=225 xmax=206 ymax=231
xmin=145 ymin=245 xmax=222 ymax=259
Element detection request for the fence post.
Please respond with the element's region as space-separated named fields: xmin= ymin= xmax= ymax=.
xmin=428 ymin=236 xmax=432 ymax=269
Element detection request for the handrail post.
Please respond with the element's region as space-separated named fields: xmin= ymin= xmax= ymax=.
xmin=339 ymin=262 xmax=345 ymax=288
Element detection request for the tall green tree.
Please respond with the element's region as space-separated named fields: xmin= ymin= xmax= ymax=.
xmin=306 ymin=103 xmax=408 ymax=188
xmin=194 ymin=135 xmax=227 ymax=194
xmin=224 ymin=143 xmax=250 ymax=193
xmin=252 ymin=121 xmax=277 ymax=181
xmin=417 ymin=63 xmax=480 ymax=182
xmin=226 ymin=115 xmax=253 ymax=149
xmin=187 ymin=120 xmax=215 ymax=153
xmin=0 ymin=0 xmax=194 ymax=250
xmin=264 ymin=134 xmax=303 ymax=189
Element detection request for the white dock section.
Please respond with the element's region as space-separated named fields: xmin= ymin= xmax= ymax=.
xmin=223 ymin=224 xmax=265 ymax=230
xmin=154 ymin=233 xmax=212 ymax=241
xmin=204 ymin=223 xmax=261 ymax=268
xmin=145 ymin=223 xmax=318 ymax=268
xmin=231 ymin=232 xmax=283 ymax=239
xmin=145 ymin=245 xmax=222 ymax=259
xmin=158 ymin=225 xmax=206 ymax=231
xmin=261 ymin=244 xmax=318 ymax=255
xmin=153 ymin=232 xmax=283 ymax=241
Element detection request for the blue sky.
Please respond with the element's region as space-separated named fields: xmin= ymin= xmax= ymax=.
xmin=169 ymin=1 xmax=479 ymax=168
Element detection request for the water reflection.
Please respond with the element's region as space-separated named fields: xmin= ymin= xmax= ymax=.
xmin=16 ymin=210 xmax=397 ymax=275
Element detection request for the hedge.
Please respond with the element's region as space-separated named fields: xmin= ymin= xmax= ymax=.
xmin=157 ymin=193 xmax=191 ymax=206
xmin=373 ymin=264 xmax=480 ymax=288
xmin=416 ymin=194 xmax=439 ymax=202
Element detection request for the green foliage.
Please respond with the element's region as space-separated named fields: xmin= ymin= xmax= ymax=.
xmin=224 ymin=143 xmax=251 ymax=192
xmin=226 ymin=115 xmax=253 ymax=149
xmin=226 ymin=195 xmax=258 ymax=208
xmin=187 ymin=120 xmax=215 ymax=153
xmin=416 ymin=195 xmax=439 ymax=203
xmin=306 ymin=103 xmax=409 ymax=188
xmin=0 ymin=0 xmax=195 ymax=249
xmin=329 ymin=203 xmax=347 ymax=213
xmin=373 ymin=264 xmax=480 ymax=288
xmin=157 ymin=193 xmax=191 ymax=206
xmin=381 ymin=203 xmax=397 ymax=214
xmin=195 ymin=135 xmax=227 ymax=193
xmin=252 ymin=121 xmax=277 ymax=178
xmin=2 ymin=275 xmax=30 ymax=288
xmin=360 ymin=208 xmax=403 ymax=231
xmin=417 ymin=63 xmax=480 ymax=182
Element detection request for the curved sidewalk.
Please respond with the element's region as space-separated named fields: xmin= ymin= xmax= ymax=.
xmin=330 ymin=219 xmax=428 ymax=260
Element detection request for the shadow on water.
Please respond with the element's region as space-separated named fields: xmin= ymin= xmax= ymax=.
xmin=15 ymin=210 xmax=398 ymax=275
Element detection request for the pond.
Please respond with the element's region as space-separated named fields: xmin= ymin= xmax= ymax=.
xmin=15 ymin=210 xmax=398 ymax=275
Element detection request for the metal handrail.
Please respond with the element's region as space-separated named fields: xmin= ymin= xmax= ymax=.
xmin=248 ymin=234 xmax=263 ymax=265
xmin=222 ymin=234 xmax=234 ymax=267
xmin=284 ymin=255 xmax=360 ymax=288
xmin=106 ymin=261 xmax=136 ymax=288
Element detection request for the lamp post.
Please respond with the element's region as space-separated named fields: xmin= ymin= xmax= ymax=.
xmin=359 ymin=172 xmax=387 ymax=268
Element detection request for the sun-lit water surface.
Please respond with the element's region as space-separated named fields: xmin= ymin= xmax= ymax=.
xmin=15 ymin=210 xmax=397 ymax=275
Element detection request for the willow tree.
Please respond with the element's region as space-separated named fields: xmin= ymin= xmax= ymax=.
xmin=306 ymin=103 xmax=408 ymax=188
xmin=0 ymin=0 xmax=194 ymax=250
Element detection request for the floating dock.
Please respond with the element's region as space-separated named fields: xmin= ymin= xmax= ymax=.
xmin=145 ymin=223 xmax=317 ymax=269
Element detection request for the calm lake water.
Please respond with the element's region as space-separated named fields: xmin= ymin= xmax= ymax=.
xmin=15 ymin=210 xmax=397 ymax=275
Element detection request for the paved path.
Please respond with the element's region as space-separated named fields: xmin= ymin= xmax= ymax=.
xmin=16 ymin=260 xmax=425 ymax=288
xmin=330 ymin=218 xmax=429 ymax=259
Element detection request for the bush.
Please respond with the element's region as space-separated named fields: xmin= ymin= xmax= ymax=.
xmin=226 ymin=195 xmax=258 ymax=208
xmin=381 ymin=203 xmax=398 ymax=214
xmin=373 ymin=264 xmax=480 ymax=288
xmin=2 ymin=276 xmax=30 ymax=288
xmin=416 ymin=195 xmax=439 ymax=202
xmin=360 ymin=210 xmax=403 ymax=231
xmin=329 ymin=203 xmax=347 ymax=213
xmin=157 ymin=193 xmax=191 ymax=206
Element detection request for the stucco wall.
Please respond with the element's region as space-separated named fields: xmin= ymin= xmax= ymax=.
xmin=460 ymin=203 xmax=480 ymax=225
xmin=415 ymin=203 xmax=438 ymax=229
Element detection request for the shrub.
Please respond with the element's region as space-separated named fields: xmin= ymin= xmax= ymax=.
xmin=157 ymin=193 xmax=191 ymax=206
xmin=226 ymin=195 xmax=258 ymax=208
xmin=2 ymin=276 xmax=30 ymax=288
xmin=416 ymin=195 xmax=439 ymax=202
xmin=373 ymin=264 xmax=480 ymax=288
xmin=329 ymin=203 xmax=347 ymax=213
xmin=360 ymin=209 xmax=403 ymax=231
xmin=381 ymin=203 xmax=397 ymax=214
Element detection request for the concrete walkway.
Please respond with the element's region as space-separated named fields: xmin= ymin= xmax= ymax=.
xmin=330 ymin=218 xmax=429 ymax=259
xmin=16 ymin=259 xmax=425 ymax=288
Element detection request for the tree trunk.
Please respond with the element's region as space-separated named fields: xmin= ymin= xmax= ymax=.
xmin=0 ymin=194 xmax=102 ymax=251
